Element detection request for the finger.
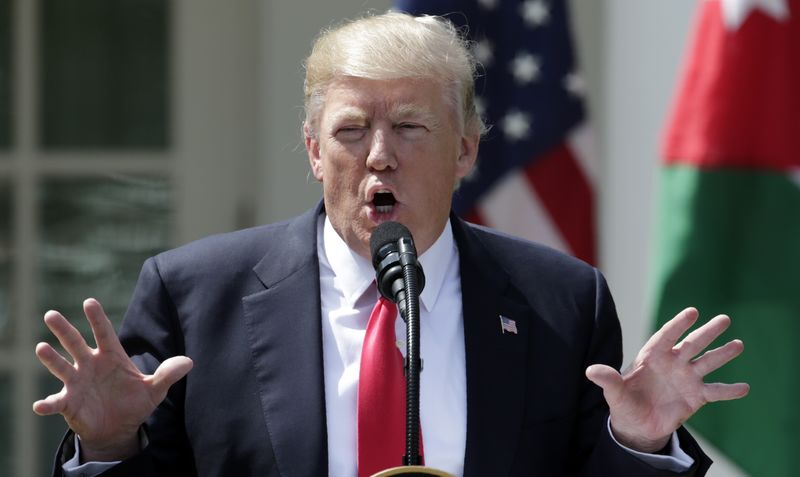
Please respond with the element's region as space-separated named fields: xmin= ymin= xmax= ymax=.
xmin=43 ymin=310 xmax=92 ymax=363
xmin=147 ymin=356 xmax=194 ymax=399
xmin=585 ymin=364 xmax=624 ymax=405
xmin=83 ymin=298 xmax=124 ymax=354
xmin=35 ymin=342 xmax=76 ymax=383
xmin=692 ymin=339 xmax=744 ymax=376
xmin=703 ymin=382 xmax=750 ymax=403
xmin=646 ymin=307 xmax=699 ymax=352
xmin=674 ymin=314 xmax=731 ymax=358
xmin=32 ymin=388 xmax=67 ymax=416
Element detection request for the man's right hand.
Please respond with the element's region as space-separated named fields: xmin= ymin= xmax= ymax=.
xmin=32 ymin=298 xmax=193 ymax=462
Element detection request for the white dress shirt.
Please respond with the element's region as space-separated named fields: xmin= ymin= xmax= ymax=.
xmin=318 ymin=216 xmax=467 ymax=476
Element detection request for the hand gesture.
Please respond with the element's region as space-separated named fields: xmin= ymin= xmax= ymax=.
xmin=32 ymin=298 xmax=193 ymax=462
xmin=585 ymin=307 xmax=749 ymax=453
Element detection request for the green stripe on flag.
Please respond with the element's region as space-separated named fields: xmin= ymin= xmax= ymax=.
xmin=650 ymin=165 xmax=800 ymax=476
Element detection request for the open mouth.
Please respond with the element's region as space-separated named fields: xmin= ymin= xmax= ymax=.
xmin=372 ymin=190 xmax=396 ymax=214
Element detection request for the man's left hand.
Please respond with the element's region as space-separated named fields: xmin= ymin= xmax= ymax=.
xmin=585 ymin=307 xmax=750 ymax=453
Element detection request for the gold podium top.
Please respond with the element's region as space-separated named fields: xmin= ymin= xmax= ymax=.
xmin=371 ymin=466 xmax=455 ymax=477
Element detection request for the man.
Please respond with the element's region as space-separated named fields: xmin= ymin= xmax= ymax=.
xmin=33 ymin=12 xmax=748 ymax=476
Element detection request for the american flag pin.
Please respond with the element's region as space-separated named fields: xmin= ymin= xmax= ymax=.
xmin=499 ymin=315 xmax=518 ymax=335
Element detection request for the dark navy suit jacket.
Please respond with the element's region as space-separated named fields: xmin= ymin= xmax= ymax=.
xmin=54 ymin=203 xmax=711 ymax=476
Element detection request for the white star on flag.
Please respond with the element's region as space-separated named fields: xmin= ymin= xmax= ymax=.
xmin=477 ymin=0 xmax=499 ymax=11
xmin=473 ymin=38 xmax=494 ymax=67
xmin=520 ymin=0 xmax=550 ymax=28
xmin=501 ymin=110 xmax=531 ymax=141
xmin=720 ymin=0 xmax=790 ymax=30
xmin=564 ymin=72 xmax=586 ymax=96
xmin=510 ymin=52 xmax=540 ymax=84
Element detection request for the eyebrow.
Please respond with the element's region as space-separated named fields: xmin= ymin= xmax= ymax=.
xmin=391 ymin=103 xmax=441 ymax=129
xmin=326 ymin=103 xmax=443 ymax=130
xmin=327 ymin=107 xmax=369 ymax=126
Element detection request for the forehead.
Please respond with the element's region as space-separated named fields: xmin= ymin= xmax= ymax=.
xmin=319 ymin=76 xmax=454 ymax=124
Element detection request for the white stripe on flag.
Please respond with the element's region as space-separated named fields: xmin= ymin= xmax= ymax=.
xmin=478 ymin=171 xmax=570 ymax=252
xmin=567 ymin=123 xmax=597 ymax=184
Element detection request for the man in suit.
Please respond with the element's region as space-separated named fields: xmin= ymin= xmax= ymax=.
xmin=33 ymin=12 xmax=748 ymax=476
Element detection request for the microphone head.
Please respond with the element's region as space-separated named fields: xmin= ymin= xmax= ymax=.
xmin=370 ymin=221 xmax=412 ymax=268
xmin=370 ymin=221 xmax=425 ymax=306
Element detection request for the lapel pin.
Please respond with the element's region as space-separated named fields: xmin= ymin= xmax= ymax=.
xmin=499 ymin=315 xmax=518 ymax=335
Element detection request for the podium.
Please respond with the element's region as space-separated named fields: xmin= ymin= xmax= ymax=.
xmin=372 ymin=466 xmax=455 ymax=476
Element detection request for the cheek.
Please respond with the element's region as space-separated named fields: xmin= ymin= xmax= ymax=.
xmin=322 ymin=162 xmax=360 ymax=204
xmin=414 ymin=165 xmax=457 ymax=211
xmin=426 ymin=154 xmax=460 ymax=190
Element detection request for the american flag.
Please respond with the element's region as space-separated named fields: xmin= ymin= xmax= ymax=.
xmin=395 ymin=0 xmax=596 ymax=265
xmin=499 ymin=315 xmax=518 ymax=334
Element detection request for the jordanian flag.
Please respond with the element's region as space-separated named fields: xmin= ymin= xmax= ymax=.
xmin=651 ymin=1 xmax=800 ymax=476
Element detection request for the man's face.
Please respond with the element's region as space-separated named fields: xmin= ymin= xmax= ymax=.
xmin=306 ymin=76 xmax=479 ymax=259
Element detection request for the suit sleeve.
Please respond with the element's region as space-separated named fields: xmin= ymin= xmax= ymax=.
xmin=578 ymin=269 xmax=712 ymax=477
xmin=52 ymin=257 xmax=197 ymax=477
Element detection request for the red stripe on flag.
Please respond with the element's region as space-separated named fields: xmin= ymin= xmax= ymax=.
xmin=523 ymin=142 xmax=596 ymax=265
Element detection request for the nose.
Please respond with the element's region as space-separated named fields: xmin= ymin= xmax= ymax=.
xmin=365 ymin=128 xmax=398 ymax=171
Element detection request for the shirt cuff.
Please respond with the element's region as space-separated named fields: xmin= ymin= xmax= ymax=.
xmin=62 ymin=428 xmax=148 ymax=476
xmin=607 ymin=418 xmax=694 ymax=472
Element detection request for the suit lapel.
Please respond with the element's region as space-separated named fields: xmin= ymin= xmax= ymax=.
xmin=242 ymin=205 xmax=328 ymax=476
xmin=453 ymin=219 xmax=530 ymax=477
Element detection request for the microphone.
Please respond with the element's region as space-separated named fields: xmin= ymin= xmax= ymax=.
xmin=370 ymin=221 xmax=425 ymax=466
xmin=370 ymin=221 xmax=425 ymax=320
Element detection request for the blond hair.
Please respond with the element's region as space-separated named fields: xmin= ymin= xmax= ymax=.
xmin=303 ymin=11 xmax=485 ymax=136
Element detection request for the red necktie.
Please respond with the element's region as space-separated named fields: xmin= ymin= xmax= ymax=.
xmin=357 ymin=297 xmax=418 ymax=476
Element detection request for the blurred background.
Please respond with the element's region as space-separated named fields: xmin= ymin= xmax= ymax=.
xmin=0 ymin=0 xmax=787 ymax=475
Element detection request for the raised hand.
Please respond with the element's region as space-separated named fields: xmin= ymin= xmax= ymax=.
xmin=585 ymin=307 xmax=749 ymax=453
xmin=33 ymin=298 xmax=193 ymax=461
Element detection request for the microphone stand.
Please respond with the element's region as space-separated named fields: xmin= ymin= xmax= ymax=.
xmin=397 ymin=236 xmax=422 ymax=467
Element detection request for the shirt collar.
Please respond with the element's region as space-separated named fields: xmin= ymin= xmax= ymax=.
xmin=417 ymin=220 xmax=457 ymax=313
xmin=321 ymin=217 xmax=375 ymax=307
xmin=320 ymin=216 xmax=457 ymax=312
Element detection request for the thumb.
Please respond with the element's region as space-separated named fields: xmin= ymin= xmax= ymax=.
xmin=150 ymin=356 xmax=193 ymax=397
xmin=585 ymin=364 xmax=624 ymax=404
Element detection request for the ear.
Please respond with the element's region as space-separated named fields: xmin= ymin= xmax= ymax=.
xmin=455 ymin=130 xmax=480 ymax=180
xmin=304 ymin=122 xmax=324 ymax=181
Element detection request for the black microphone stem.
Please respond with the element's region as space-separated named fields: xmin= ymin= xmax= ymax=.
xmin=399 ymin=238 xmax=422 ymax=466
